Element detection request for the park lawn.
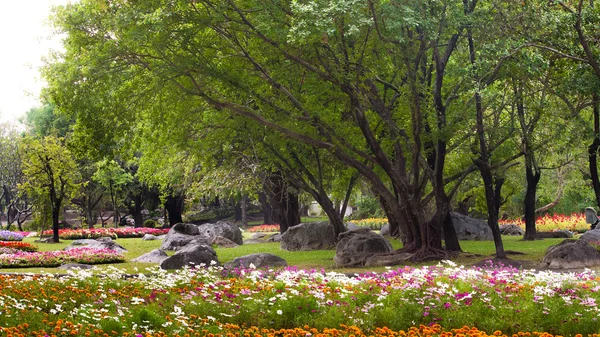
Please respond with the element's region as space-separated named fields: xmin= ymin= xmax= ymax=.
xmin=0 ymin=234 xmax=574 ymax=274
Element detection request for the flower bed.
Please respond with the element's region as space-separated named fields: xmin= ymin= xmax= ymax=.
xmin=0 ymin=247 xmax=124 ymax=268
xmin=0 ymin=263 xmax=599 ymax=336
xmin=247 ymin=224 xmax=280 ymax=232
xmin=499 ymin=213 xmax=588 ymax=233
xmin=0 ymin=241 xmax=38 ymax=252
xmin=352 ymin=217 xmax=389 ymax=230
xmin=0 ymin=230 xmax=25 ymax=241
xmin=41 ymin=227 xmax=170 ymax=240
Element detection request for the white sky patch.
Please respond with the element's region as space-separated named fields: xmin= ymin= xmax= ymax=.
xmin=0 ymin=0 xmax=74 ymax=124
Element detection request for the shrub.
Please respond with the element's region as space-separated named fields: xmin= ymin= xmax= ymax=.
xmin=143 ymin=219 xmax=157 ymax=228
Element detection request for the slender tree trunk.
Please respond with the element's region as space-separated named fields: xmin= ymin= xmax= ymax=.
xmin=241 ymin=193 xmax=248 ymax=230
xmin=523 ymin=162 xmax=541 ymax=240
xmin=467 ymin=20 xmax=505 ymax=258
xmin=589 ymin=97 xmax=600 ymax=208
xmin=340 ymin=173 xmax=359 ymax=219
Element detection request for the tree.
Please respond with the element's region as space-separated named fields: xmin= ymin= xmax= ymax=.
xmin=92 ymin=159 xmax=132 ymax=227
xmin=0 ymin=124 xmax=32 ymax=231
xmin=20 ymin=136 xmax=81 ymax=243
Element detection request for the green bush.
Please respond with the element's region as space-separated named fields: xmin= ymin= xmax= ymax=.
xmin=348 ymin=195 xmax=384 ymax=220
xmin=143 ymin=219 xmax=157 ymax=228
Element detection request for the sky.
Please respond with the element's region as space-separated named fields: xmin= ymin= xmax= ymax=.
xmin=0 ymin=0 xmax=73 ymax=124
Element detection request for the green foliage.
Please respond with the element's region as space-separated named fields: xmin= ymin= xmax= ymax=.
xmin=143 ymin=219 xmax=157 ymax=228
xmin=347 ymin=195 xmax=385 ymax=220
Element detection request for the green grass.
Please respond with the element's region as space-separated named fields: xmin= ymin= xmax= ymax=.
xmin=0 ymin=234 xmax=575 ymax=275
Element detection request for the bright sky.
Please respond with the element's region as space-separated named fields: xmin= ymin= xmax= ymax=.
xmin=0 ymin=0 xmax=73 ymax=124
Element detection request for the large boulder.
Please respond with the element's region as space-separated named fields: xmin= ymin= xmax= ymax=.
xmin=499 ymin=224 xmax=524 ymax=236
xmin=224 ymin=253 xmax=287 ymax=269
xmin=280 ymin=222 xmax=336 ymax=251
xmin=541 ymin=239 xmax=600 ymax=269
xmin=160 ymin=243 xmax=219 ymax=270
xmin=334 ymin=228 xmax=393 ymax=267
xmin=580 ymin=229 xmax=600 ymax=242
xmin=198 ymin=221 xmax=243 ymax=245
xmin=64 ymin=238 xmax=127 ymax=253
xmin=131 ymin=249 xmax=169 ymax=263
xmin=160 ymin=223 xmax=210 ymax=251
xmin=449 ymin=212 xmax=493 ymax=241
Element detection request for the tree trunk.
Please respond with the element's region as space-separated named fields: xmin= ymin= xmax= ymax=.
xmin=523 ymin=163 xmax=541 ymax=240
xmin=241 ymin=193 xmax=248 ymax=230
xmin=51 ymin=198 xmax=62 ymax=243
xmin=258 ymin=191 xmax=273 ymax=224
xmin=266 ymin=173 xmax=300 ymax=234
xmin=165 ymin=193 xmax=184 ymax=226
xmin=589 ymin=97 xmax=600 ymax=208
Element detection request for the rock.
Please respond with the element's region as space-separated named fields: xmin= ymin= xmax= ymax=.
xmin=160 ymin=223 xmax=210 ymax=251
xmin=536 ymin=231 xmax=573 ymax=239
xmin=268 ymin=233 xmax=282 ymax=242
xmin=449 ymin=212 xmax=493 ymax=240
xmin=26 ymin=232 xmax=38 ymax=238
xmin=499 ymin=224 xmax=524 ymax=236
xmin=580 ymin=229 xmax=600 ymax=242
xmin=281 ymin=222 xmax=336 ymax=251
xmin=380 ymin=224 xmax=390 ymax=236
xmin=58 ymin=263 xmax=93 ymax=270
xmin=345 ymin=222 xmax=360 ymax=231
xmin=541 ymin=239 xmax=600 ymax=269
xmin=35 ymin=237 xmax=56 ymax=243
xmin=365 ymin=252 xmax=413 ymax=267
xmin=142 ymin=234 xmax=159 ymax=241
xmin=224 ymin=253 xmax=287 ymax=269
xmin=64 ymin=239 xmax=128 ymax=253
xmin=160 ymin=243 xmax=219 ymax=270
xmin=131 ymin=249 xmax=169 ymax=263
xmin=334 ymin=229 xmax=393 ymax=267
xmin=212 ymin=236 xmax=238 ymax=248
xmin=198 ymin=221 xmax=243 ymax=245
xmin=251 ymin=233 xmax=268 ymax=239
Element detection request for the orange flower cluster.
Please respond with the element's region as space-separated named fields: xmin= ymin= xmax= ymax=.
xmin=1 ymin=323 xmax=593 ymax=337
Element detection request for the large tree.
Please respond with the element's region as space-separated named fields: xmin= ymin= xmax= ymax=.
xmin=20 ymin=136 xmax=81 ymax=243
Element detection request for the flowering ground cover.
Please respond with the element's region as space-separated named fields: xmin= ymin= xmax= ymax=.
xmin=41 ymin=227 xmax=170 ymax=240
xmin=0 ymin=263 xmax=599 ymax=337
xmin=352 ymin=217 xmax=389 ymax=230
xmin=0 ymin=230 xmax=25 ymax=241
xmin=499 ymin=213 xmax=588 ymax=233
xmin=247 ymin=224 xmax=280 ymax=232
xmin=0 ymin=240 xmax=38 ymax=252
xmin=0 ymin=247 xmax=124 ymax=268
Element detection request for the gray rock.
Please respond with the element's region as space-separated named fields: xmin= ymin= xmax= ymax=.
xmin=580 ymin=229 xmax=600 ymax=242
xmin=449 ymin=212 xmax=493 ymax=240
xmin=160 ymin=223 xmax=210 ymax=251
xmin=58 ymin=263 xmax=93 ymax=270
xmin=268 ymin=233 xmax=282 ymax=242
xmin=131 ymin=249 xmax=169 ymax=263
xmin=499 ymin=224 xmax=524 ymax=236
xmin=64 ymin=239 xmax=127 ymax=253
xmin=251 ymin=233 xmax=268 ymax=239
xmin=536 ymin=230 xmax=573 ymax=239
xmin=379 ymin=224 xmax=390 ymax=236
xmin=281 ymin=222 xmax=336 ymax=251
xmin=142 ymin=234 xmax=160 ymax=241
xmin=212 ymin=236 xmax=238 ymax=248
xmin=334 ymin=229 xmax=393 ymax=267
xmin=365 ymin=252 xmax=413 ymax=267
xmin=198 ymin=221 xmax=243 ymax=245
xmin=345 ymin=222 xmax=360 ymax=231
xmin=160 ymin=243 xmax=219 ymax=270
xmin=224 ymin=253 xmax=287 ymax=269
xmin=541 ymin=239 xmax=600 ymax=269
